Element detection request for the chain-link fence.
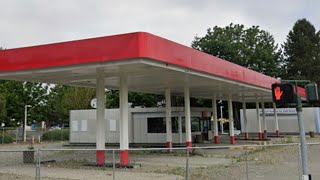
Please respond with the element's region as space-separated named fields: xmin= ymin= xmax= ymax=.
xmin=0 ymin=127 xmax=45 ymax=144
xmin=1 ymin=143 xmax=320 ymax=179
xmin=0 ymin=150 xmax=36 ymax=180
xmin=307 ymin=143 xmax=320 ymax=180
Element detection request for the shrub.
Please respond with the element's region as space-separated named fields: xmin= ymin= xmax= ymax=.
xmin=42 ymin=129 xmax=69 ymax=141
xmin=0 ymin=133 xmax=14 ymax=144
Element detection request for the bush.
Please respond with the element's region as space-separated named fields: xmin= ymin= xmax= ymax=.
xmin=0 ymin=133 xmax=14 ymax=144
xmin=42 ymin=129 xmax=69 ymax=141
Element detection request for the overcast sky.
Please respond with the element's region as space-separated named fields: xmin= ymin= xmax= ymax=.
xmin=0 ymin=0 xmax=319 ymax=49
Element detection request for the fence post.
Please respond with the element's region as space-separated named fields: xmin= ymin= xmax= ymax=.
xmin=35 ymin=149 xmax=41 ymax=180
xmin=16 ymin=128 xmax=18 ymax=143
xmin=185 ymin=147 xmax=190 ymax=180
xmin=245 ymin=147 xmax=249 ymax=180
xmin=298 ymin=143 xmax=302 ymax=180
xmin=113 ymin=150 xmax=115 ymax=180
xmin=2 ymin=127 xmax=4 ymax=144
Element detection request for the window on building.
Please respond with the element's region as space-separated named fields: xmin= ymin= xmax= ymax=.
xmin=147 ymin=117 xmax=166 ymax=133
xmin=181 ymin=117 xmax=186 ymax=133
xmin=191 ymin=117 xmax=201 ymax=132
xmin=171 ymin=117 xmax=178 ymax=133
xmin=200 ymin=117 xmax=211 ymax=132
xmin=147 ymin=116 xmax=201 ymax=133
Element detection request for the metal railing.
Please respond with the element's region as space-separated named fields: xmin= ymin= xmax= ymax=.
xmin=0 ymin=143 xmax=319 ymax=179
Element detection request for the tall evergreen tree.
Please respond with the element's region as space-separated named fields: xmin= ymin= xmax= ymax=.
xmin=283 ymin=19 xmax=320 ymax=83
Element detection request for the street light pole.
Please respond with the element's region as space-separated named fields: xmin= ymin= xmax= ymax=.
xmin=24 ymin=105 xmax=32 ymax=142
xmin=220 ymin=105 xmax=225 ymax=134
xmin=1 ymin=122 xmax=4 ymax=144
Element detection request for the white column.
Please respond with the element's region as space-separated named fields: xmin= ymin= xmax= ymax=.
xmin=96 ymin=68 xmax=106 ymax=164
xmin=273 ymin=102 xmax=280 ymax=137
xmin=242 ymin=100 xmax=248 ymax=140
xmin=178 ymin=115 xmax=182 ymax=143
xmin=256 ymin=100 xmax=262 ymax=140
xmin=120 ymin=75 xmax=129 ymax=165
xmin=212 ymin=95 xmax=219 ymax=144
xmin=184 ymin=86 xmax=192 ymax=147
xmin=165 ymin=88 xmax=172 ymax=148
xmin=220 ymin=105 xmax=224 ymax=134
xmin=261 ymin=100 xmax=267 ymax=139
xmin=228 ymin=94 xmax=235 ymax=144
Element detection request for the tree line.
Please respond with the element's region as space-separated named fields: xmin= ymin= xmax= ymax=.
xmin=0 ymin=18 xmax=319 ymax=127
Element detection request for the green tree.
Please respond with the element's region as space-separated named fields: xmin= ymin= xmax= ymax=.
xmin=106 ymin=90 xmax=119 ymax=108
xmin=0 ymin=94 xmax=6 ymax=121
xmin=59 ymin=86 xmax=96 ymax=122
xmin=45 ymin=85 xmax=68 ymax=125
xmin=129 ymin=92 xmax=163 ymax=107
xmin=192 ymin=23 xmax=281 ymax=77
xmin=282 ymin=19 xmax=320 ymax=83
xmin=0 ymin=80 xmax=49 ymax=126
xmin=106 ymin=90 xmax=164 ymax=108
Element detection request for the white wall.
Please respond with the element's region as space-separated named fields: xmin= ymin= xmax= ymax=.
xmin=240 ymin=107 xmax=320 ymax=134
xmin=70 ymin=109 xmax=133 ymax=143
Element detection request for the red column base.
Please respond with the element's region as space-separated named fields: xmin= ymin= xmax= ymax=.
xmin=186 ymin=141 xmax=193 ymax=153
xmin=120 ymin=150 xmax=129 ymax=166
xmin=276 ymin=130 xmax=280 ymax=137
xmin=258 ymin=132 xmax=263 ymax=140
xmin=214 ymin=136 xmax=219 ymax=144
xmin=230 ymin=136 xmax=235 ymax=144
xmin=166 ymin=141 xmax=172 ymax=152
xmin=96 ymin=150 xmax=105 ymax=165
xmin=244 ymin=132 xmax=249 ymax=140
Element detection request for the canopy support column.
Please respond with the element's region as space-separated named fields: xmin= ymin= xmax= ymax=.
xmin=261 ymin=100 xmax=267 ymax=139
xmin=256 ymin=100 xmax=262 ymax=140
xmin=165 ymin=88 xmax=172 ymax=150
xmin=228 ymin=95 xmax=235 ymax=144
xmin=242 ymin=100 xmax=248 ymax=140
xmin=96 ymin=68 xmax=106 ymax=165
xmin=120 ymin=75 xmax=129 ymax=165
xmin=273 ymin=103 xmax=280 ymax=137
xmin=184 ymin=86 xmax=192 ymax=149
xmin=212 ymin=95 xmax=219 ymax=144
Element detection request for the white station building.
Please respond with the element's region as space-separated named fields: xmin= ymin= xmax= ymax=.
xmin=70 ymin=107 xmax=213 ymax=145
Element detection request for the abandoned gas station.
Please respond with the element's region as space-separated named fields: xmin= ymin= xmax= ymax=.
xmin=0 ymin=32 xmax=306 ymax=166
